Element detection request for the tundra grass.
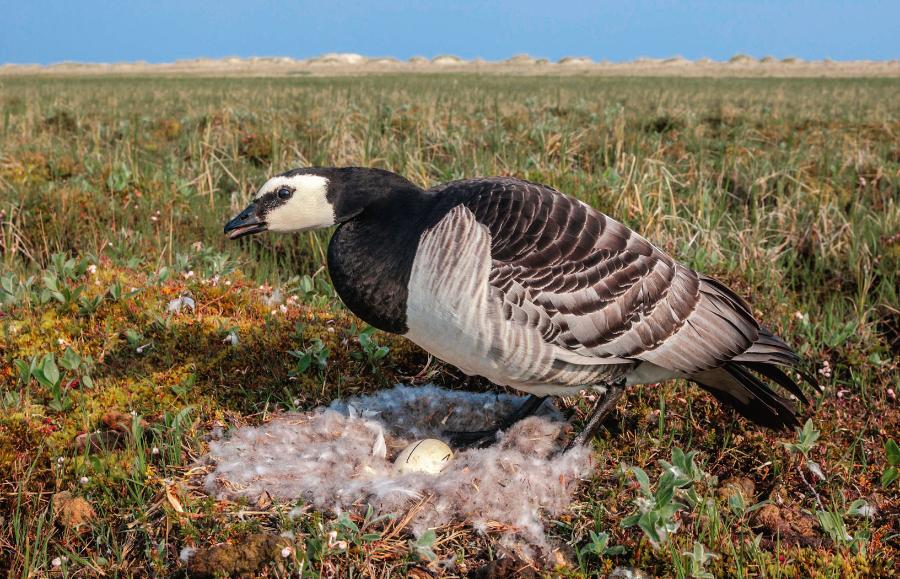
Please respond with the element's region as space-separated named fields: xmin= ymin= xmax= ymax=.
xmin=0 ymin=75 xmax=898 ymax=576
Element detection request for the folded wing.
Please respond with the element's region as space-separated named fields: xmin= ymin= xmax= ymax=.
xmin=445 ymin=177 xmax=816 ymax=428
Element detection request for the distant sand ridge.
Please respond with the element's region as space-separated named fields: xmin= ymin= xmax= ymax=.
xmin=2 ymin=53 xmax=899 ymax=77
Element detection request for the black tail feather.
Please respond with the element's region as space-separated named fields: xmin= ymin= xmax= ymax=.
xmin=742 ymin=362 xmax=810 ymax=405
xmin=725 ymin=362 xmax=800 ymax=428
xmin=690 ymin=359 xmax=817 ymax=430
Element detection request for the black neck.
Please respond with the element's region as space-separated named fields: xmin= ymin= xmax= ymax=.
xmin=327 ymin=190 xmax=437 ymax=333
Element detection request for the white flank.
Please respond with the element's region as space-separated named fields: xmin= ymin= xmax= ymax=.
xmin=404 ymin=206 xmax=623 ymax=396
xmin=258 ymin=174 xmax=335 ymax=232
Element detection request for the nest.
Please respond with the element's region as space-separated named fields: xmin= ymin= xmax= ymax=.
xmin=202 ymin=385 xmax=591 ymax=551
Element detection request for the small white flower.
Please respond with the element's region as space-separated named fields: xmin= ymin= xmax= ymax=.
xmin=888 ymin=388 xmax=896 ymax=401
xmin=182 ymin=270 xmax=195 ymax=279
xmin=281 ymin=547 xmax=292 ymax=558
xmin=293 ymin=399 xmax=301 ymax=406
xmin=57 ymin=338 xmax=66 ymax=346
xmin=279 ymin=304 xmax=288 ymax=314
xmin=56 ymin=457 xmax=65 ymax=465
xmin=87 ymin=264 xmax=97 ymax=275
xmin=51 ymin=557 xmax=62 ymax=568
xmin=167 ymin=296 xmax=195 ymax=314
xmin=151 ymin=447 xmax=160 ymax=455
xmin=327 ymin=530 xmax=348 ymax=551
xmin=130 ymin=410 xmax=137 ymax=416
xmin=223 ymin=331 xmax=239 ymax=346
xmin=263 ymin=288 xmax=283 ymax=307
xmin=224 ymin=280 xmax=232 ymax=286
xmin=79 ymin=476 xmax=89 ymax=485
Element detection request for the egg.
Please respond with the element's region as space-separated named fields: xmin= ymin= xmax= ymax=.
xmin=393 ymin=439 xmax=453 ymax=475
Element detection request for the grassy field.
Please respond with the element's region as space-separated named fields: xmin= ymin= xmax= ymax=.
xmin=0 ymin=74 xmax=898 ymax=577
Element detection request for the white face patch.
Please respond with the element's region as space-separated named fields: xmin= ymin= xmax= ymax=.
xmin=256 ymin=174 xmax=335 ymax=232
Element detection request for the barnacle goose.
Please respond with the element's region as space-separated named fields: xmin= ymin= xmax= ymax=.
xmin=225 ymin=167 xmax=818 ymax=448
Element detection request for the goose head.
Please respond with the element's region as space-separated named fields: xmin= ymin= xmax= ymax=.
xmin=224 ymin=167 xmax=422 ymax=239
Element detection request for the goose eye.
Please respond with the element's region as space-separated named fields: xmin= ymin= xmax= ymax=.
xmin=277 ymin=187 xmax=293 ymax=200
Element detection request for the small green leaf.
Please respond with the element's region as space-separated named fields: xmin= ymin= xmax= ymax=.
xmin=672 ymin=447 xmax=685 ymax=468
xmin=124 ymin=329 xmax=142 ymax=346
xmin=886 ymin=440 xmax=900 ymax=466
xmin=745 ymin=500 xmax=770 ymax=514
xmin=620 ymin=514 xmax=641 ymax=527
xmin=60 ymin=347 xmax=81 ymax=371
xmin=881 ymin=467 xmax=898 ymax=487
xmin=42 ymin=274 xmax=59 ymax=292
xmin=338 ymin=513 xmax=359 ymax=533
xmin=631 ymin=466 xmax=650 ymax=493
xmin=35 ymin=353 xmax=60 ymax=388
xmin=728 ymin=492 xmax=745 ymax=516
xmin=14 ymin=359 xmax=33 ymax=385
xmin=411 ymin=528 xmax=437 ymax=561
xmin=638 ymin=512 xmax=662 ymax=545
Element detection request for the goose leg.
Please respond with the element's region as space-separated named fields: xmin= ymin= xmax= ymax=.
xmin=445 ymin=394 xmax=546 ymax=449
xmin=566 ymin=380 xmax=627 ymax=450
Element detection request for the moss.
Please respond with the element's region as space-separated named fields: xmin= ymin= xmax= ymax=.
xmin=0 ymin=413 xmax=49 ymax=480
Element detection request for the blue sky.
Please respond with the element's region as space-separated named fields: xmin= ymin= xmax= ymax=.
xmin=1 ymin=0 xmax=896 ymax=64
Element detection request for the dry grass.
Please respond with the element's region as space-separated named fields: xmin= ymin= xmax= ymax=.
xmin=0 ymin=74 xmax=898 ymax=576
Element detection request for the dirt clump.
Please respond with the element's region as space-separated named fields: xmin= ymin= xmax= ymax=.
xmin=467 ymin=556 xmax=537 ymax=578
xmin=717 ymin=476 xmax=756 ymax=503
xmin=102 ymin=409 xmax=148 ymax=432
xmin=75 ymin=430 xmax=128 ymax=452
xmin=74 ymin=409 xmax=150 ymax=452
xmin=753 ymin=503 xmax=822 ymax=546
xmin=186 ymin=533 xmax=292 ymax=577
xmin=51 ymin=491 xmax=96 ymax=533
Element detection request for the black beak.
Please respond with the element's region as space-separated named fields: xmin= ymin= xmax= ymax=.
xmin=224 ymin=203 xmax=267 ymax=240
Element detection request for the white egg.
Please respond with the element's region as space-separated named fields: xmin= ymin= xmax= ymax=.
xmin=393 ymin=439 xmax=453 ymax=475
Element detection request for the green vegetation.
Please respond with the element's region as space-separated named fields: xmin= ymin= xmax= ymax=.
xmin=1 ymin=74 xmax=898 ymax=576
